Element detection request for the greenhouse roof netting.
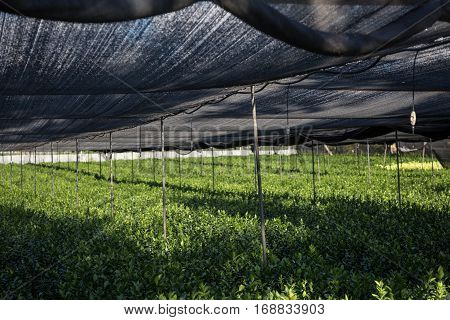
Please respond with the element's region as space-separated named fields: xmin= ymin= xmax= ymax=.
xmin=0 ymin=0 xmax=449 ymax=151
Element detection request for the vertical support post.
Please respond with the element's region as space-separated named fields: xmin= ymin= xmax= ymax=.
xmin=51 ymin=142 xmax=55 ymax=195
xmin=430 ymin=138 xmax=434 ymax=180
xmin=1 ymin=152 xmax=3 ymax=186
xmin=383 ymin=142 xmax=387 ymax=167
xmin=75 ymin=139 xmax=79 ymax=207
xmin=211 ymin=147 xmax=215 ymax=193
xmin=109 ymin=133 xmax=114 ymax=216
xmin=160 ymin=119 xmax=167 ymax=240
xmin=57 ymin=143 xmax=60 ymax=169
xmin=200 ymin=151 xmax=204 ymax=176
xmin=316 ymin=144 xmax=320 ymax=183
xmin=389 ymin=142 xmax=392 ymax=167
xmin=67 ymin=152 xmax=70 ymax=170
xmin=152 ymin=150 xmax=156 ymax=182
xmin=278 ymin=151 xmax=282 ymax=177
xmin=114 ymin=152 xmax=117 ymax=180
xmin=178 ymin=151 xmax=182 ymax=204
xmin=251 ymin=85 xmax=267 ymax=265
xmin=422 ymin=142 xmax=425 ymax=171
xmin=20 ymin=151 xmax=23 ymax=191
xmin=131 ymin=151 xmax=134 ymax=182
xmin=254 ymin=145 xmax=257 ymax=192
xmin=366 ymin=139 xmax=371 ymax=185
xmin=9 ymin=150 xmax=12 ymax=187
xmin=99 ymin=152 xmax=102 ymax=178
xmin=87 ymin=152 xmax=90 ymax=174
xmin=178 ymin=151 xmax=182 ymax=189
xmin=357 ymin=143 xmax=361 ymax=175
xmin=395 ymin=131 xmax=402 ymax=208
xmin=311 ymin=141 xmax=317 ymax=204
xmin=34 ymin=147 xmax=37 ymax=197
xmin=138 ymin=126 xmax=142 ymax=173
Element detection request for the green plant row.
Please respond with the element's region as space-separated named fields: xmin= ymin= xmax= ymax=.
xmin=0 ymin=152 xmax=448 ymax=299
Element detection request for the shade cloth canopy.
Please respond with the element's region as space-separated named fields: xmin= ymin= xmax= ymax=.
xmin=0 ymin=0 xmax=449 ymax=151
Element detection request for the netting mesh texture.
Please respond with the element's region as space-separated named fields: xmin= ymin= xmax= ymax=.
xmin=0 ymin=0 xmax=449 ymax=151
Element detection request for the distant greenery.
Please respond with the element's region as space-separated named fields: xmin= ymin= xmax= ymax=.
xmin=0 ymin=151 xmax=448 ymax=299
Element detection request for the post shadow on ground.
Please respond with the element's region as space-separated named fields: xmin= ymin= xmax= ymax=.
xmin=1 ymin=180 xmax=448 ymax=300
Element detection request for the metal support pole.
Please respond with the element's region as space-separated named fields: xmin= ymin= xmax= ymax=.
xmin=87 ymin=152 xmax=90 ymax=174
xmin=316 ymin=144 xmax=320 ymax=183
xmin=75 ymin=139 xmax=79 ymax=207
xmin=211 ymin=147 xmax=215 ymax=193
xmin=200 ymin=151 xmax=204 ymax=176
xmin=389 ymin=142 xmax=392 ymax=167
xmin=131 ymin=151 xmax=134 ymax=181
xmin=1 ymin=152 xmax=3 ymax=186
xmin=311 ymin=141 xmax=317 ymax=204
xmin=152 ymin=150 xmax=156 ymax=182
xmin=178 ymin=151 xmax=182 ymax=189
xmin=357 ymin=143 xmax=361 ymax=175
xmin=251 ymin=85 xmax=267 ymax=265
xmin=383 ymin=142 xmax=387 ymax=167
xmin=57 ymin=143 xmax=60 ymax=169
xmin=109 ymin=133 xmax=114 ymax=216
xmin=138 ymin=126 xmax=142 ymax=173
xmin=51 ymin=142 xmax=55 ymax=195
xmin=160 ymin=119 xmax=167 ymax=240
xmin=99 ymin=152 xmax=102 ymax=177
xmin=430 ymin=138 xmax=434 ymax=179
xmin=422 ymin=142 xmax=426 ymax=171
xmin=395 ymin=131 xmax=402 ymax=208
xmin=278 ymin=152 xmax=282 ymax=177
xmin=366 ymin=139 xmax=371 ymax=185
xmin=114 ymin=152 xmax=117 ymax=180
xmin=254 ymin=146 xmax=257 ymax=192
xmin=67 ymin=152 xmax=70 ymax=170
xmin=9 ymin=150 xmax=12 ymax=187
xmin=34 ymin=148 xmax=37 ymax=197
xmin=20 ymin=151 xmax=23 ymax=190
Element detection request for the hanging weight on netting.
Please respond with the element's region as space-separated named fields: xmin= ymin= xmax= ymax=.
xmin=410 ymin=110 xmax=417 ymax=131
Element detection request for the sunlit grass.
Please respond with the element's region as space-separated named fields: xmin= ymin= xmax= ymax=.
xmin=379 ymin=161 xmax=443 ymax=170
